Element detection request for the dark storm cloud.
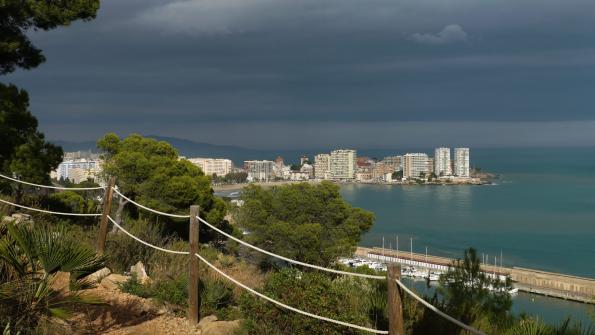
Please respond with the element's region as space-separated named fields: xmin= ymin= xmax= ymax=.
xmin=4 ymin=0 xmax=595 ymax=147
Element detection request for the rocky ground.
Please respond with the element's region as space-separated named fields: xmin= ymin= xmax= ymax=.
xmin=65 ymin=272 xmax=241 ymax=335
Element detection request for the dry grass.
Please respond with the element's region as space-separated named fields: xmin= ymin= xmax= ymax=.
xmin=207 ymin=255 xmax=268 ymax=299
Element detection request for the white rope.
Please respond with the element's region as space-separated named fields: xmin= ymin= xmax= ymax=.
xmin=102 ymin=215 xmax=387 ymax=333
xmin=195 ymin=252 xmax=389 ymax=334
xmin=395 ymin=279 xmax=487 ymax=335
xmin=106 ymin=216 xmax=189 ymax=255
xmin=197 ymin=216 xmax=385 ymax=280
xmin=112 ymin=187 xmax=190 ymax=219
xmin=0 ymin=198 xmax=102 ymax=217
xmin=0 ymin=173 xmax=105 ymax=190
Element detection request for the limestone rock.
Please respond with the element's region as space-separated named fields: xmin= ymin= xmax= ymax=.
xmin=88 ymin=267 xmax=111 ymax=283
xmin=2 ymin=213 xmax=32 ymax=225
xmin=52 ymin=271 xmax=71 ymax=292
xmin=100 ymin=273 xmax=130 ymax=291
xmin=202 ymin=320 xmax=242 ymax=335
xmin=130 ymin=261 xmax=151 ymax=284
xmin=198 ymin=315 xmax=218 ymax=328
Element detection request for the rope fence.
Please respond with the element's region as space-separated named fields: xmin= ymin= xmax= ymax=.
xmin=395 ymin=279 xmax=486 ymax=335
xmin=0 ymin=173 xmax=105 ymax=191
xmin=105 ymin=215 xmax=388 ymax=334
xmin=0 ymin=198 xmax=102 ymax=217
xmin=106 ymin=215 xmax=188 ymax=255
xmin=0 ymin=177 xmax=489 ymax=335
xmin=112 ymin=187 xmax=190 ymax=219
xmin=197 ymin=216 xmax=385 ymax=280
xmin=195 ymin=252 xmax=389 ymax=334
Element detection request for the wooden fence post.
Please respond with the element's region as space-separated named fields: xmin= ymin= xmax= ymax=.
xmin=188 ymin=205 xmax=201 ymax=324
xmin=97 ymin=176 xmax=116 ymax=255
xmin=387 ymin=263 xmax=405 ymax=335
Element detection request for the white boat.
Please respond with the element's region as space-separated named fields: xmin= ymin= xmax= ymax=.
xmin=401 ymin=266 xmax=416 ymax=277
xmin=426 ymin=272 xmax=441 ymax=281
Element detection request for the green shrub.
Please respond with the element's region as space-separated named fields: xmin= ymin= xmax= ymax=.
xmin=152 ymin=275 xmax=188 ymax=307
xmin=503 ymin=317 xmax=593 ymax=335
xmin=239 ymin=268 xmax=372 ymax=335
xmin=105 ymin=217 xmax=174 ymax=273
xmin=121 ymin=272 xmax=236 ymax=320
xmin=200 ymin=278 xmax=235 ymax=319
xmin=42 ymin=191 xmax=98 ymax=217
xmin=119 ymin=275 xmax=152 ymax=299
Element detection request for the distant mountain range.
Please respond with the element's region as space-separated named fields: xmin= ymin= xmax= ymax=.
xmin=53 ymin=135 xmax=417 ymax=166
xmin=53 ymin=136 xmax=303 ymax=165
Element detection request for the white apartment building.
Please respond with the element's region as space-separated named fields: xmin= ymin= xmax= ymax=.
xmin=53 ymin=159 xmax=103 ymax=184
xmin=244 ymin=160 xmax=275 ymax=182
xmin=434 ymin=147 xmax=452 ymax=177
xmin=314 ymin=154 xmax=331 ymax=179
xmin=454 ymin=148 xmax=470 ymax=177
xmin=188 ymin=158 xmax=232 ymax=177
xmin=330 ymin=149 xmax=357 ymax=180
xmin=403 ymin=153 xmax=429 ymax=179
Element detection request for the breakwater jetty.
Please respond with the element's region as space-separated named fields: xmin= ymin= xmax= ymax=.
xmin=356 ymin=247 xmax=595 ymax=304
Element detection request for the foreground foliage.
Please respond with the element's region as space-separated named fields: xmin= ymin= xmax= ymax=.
xmin=239 ymin=268 xmax=375 ymax=335
xmin=0 ymin=84 xmax=63 ymax=203
xmin=1 ymin=0 xmax=100 ymax=200
xmin=502 ymin=318 xmax=593 ymax=335
xmin=437 ymin=248 xmax=514 ymax=331
xmin=0 ymin=222 xmax=106 ymax=333
xmin=1 ymin=0 xmax=100 ymax=75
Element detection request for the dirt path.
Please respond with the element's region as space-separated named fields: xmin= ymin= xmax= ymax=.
xmin=68 ymin=274 xmax=239 ymax=335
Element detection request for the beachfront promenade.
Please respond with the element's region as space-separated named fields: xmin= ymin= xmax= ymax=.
xmin=356 ymin=247 xmax=595 ymax=304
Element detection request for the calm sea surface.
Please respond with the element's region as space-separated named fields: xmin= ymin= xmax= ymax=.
xmin=339 ymin=147 xmax=595 ymax=324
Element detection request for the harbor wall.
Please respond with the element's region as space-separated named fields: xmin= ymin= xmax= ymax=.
xmin=356 ymin=247 xmax=595 ymax=304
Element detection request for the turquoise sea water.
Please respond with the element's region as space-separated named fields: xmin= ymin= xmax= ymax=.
xmin=339 ymin=147 xmax=595 ymax=324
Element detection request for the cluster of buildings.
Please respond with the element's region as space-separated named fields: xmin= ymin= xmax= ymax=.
xmin=225 ymin=147 xmax=472 ymax=183
xmin=51 ymin=151 xmax=103 ymax=185
xmin=243 ymin=157 xmax=314 ymax=182
xmin=400 ymin=147 xmax=470 ymax=180
xmin=51 ymin=147 xmax=472 ymax=186
xmin=338 ymin=147 xmax=470 ymax=183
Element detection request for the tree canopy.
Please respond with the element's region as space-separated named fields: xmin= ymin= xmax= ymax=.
xmin=1 ymin=0 xmax=100 ymax=74
xmin=234 ymin=181 xmax=374 ymax=266
xmin=1 ymin=0 xmax=100 ymax=194
xmin=438 ymin=248 xmax=513 ymax=330
xmin=97 ymin=133 xmax=227 ymax=238
xmin=0 ymin=84 xmax=63 ymax=195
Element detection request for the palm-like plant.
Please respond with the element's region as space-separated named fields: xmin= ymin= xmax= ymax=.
xmin=503 ymin=318 xmax=594 ymax=335
xmin=0 ymin=222 xmax=106 ymax=333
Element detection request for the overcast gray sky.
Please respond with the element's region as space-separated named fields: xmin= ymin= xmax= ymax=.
xmin=5 ymin=0 xmax=595 ymax=149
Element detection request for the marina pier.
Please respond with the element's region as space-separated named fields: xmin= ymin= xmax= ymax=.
xmin=356 ymin=247 xmax=595 ymax=304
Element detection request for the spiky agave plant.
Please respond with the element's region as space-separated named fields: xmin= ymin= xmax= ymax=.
xmin=0 ymin=222 xmax=106 ymax=333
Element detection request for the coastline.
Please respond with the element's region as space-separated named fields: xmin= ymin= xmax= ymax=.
xmin=213 ymin=179 xmax=321 ymax=192
xmin=212 ymin=177 xmax=493 ymax=193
